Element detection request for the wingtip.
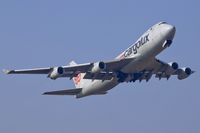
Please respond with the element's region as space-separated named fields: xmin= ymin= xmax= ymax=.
xmin=2 ymin=69 xmax=12 ymax=74
xmin=42 ymin=92 xmax=53 ymax=95
xmin=42 ymin=92 xmax=48 ymax=95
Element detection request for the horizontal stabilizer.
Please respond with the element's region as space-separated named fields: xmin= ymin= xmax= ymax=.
xmin=43 ymin=88 xmax=82 ymax=95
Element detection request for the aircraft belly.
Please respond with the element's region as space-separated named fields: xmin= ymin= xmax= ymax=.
xmin=81 ymin=78 xmax=118 ymax=96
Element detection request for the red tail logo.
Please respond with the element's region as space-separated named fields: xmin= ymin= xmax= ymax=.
xmin=74 ymin=73 xmax=81 ymax=85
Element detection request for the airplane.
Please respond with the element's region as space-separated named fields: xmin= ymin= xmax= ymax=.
xmin=3 ymin=21 xmax=194 ymax=98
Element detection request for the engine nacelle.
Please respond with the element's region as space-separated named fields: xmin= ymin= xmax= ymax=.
xmin=166 ymin=62 xmax=179 ymax=75
xmin=91 ymin=61 xmax=106 ymax=74
xmin=178 ymin=67 xmax=192 ymax=80
xmin=49 ymin=66 xmax=64 ymax=80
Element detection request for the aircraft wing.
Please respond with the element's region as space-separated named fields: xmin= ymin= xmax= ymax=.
xmin=3 ymin=67 xmax=52 ymax=74
xmin=63 ymin=57 xmax=134 ymax=72
xmin=130 ymin=58 xmax=194 ymax=82
xmin=4 ymin=58 xmax=134 ymax=80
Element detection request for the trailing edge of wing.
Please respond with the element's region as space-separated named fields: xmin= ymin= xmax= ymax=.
xmin=43 ymin=88 xmax=82 ymax=95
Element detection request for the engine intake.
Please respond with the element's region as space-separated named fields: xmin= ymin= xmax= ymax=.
xmin=57 ymin=67 xmax=64 ymax=74
xmin=165 ymin=62 xmax=179 ymax=75
xmin=49 ymin=66 xmax=64 ymax=80
xmin=170 ymin=62 xmax=178 ymax=70
xmin=185 ymin=67 xmax=192 ymax=75
xmin=178 ymin=67 xmax=192 ymax=80
xmin=91 ymin=61 xmax=106 ymax=74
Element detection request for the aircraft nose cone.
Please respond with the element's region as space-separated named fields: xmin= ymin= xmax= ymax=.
xmin=166 ymin=24 xmax=176 ymax=35
xmin=161 ymin=24 xmax=176 ymax=40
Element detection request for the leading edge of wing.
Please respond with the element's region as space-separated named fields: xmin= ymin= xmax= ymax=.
xmin=62 ymin=57 xmax=135 ymax=72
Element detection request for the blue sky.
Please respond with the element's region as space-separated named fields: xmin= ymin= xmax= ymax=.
xmin=0 ymin=0 xmax=200 ymax=133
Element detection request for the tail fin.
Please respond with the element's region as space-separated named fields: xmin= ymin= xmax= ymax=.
xmin=69 ymin=61 xmax=85 ymax=88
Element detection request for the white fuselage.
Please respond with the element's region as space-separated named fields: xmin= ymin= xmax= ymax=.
xmin=76 ymin=22 xmax=176 ymax=98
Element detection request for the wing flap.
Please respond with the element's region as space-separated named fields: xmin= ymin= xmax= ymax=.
xmin=83 ymin=72 xmax=114 ymax=80
xmin=43 ymin=88 xmax=82 ymax=95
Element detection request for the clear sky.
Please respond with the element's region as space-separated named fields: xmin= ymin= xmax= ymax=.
xmin=0 ymin=0 xmax=200 ymax=133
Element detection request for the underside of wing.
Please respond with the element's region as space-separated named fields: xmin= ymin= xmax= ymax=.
xmin=83 ymin=72 xmax=114 ymax=80
xmin=43 ymin=88 xmax=82 ymax=95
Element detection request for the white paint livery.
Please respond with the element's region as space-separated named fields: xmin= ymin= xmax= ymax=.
xmin=4 ymin=22 xmax=194 ymax=98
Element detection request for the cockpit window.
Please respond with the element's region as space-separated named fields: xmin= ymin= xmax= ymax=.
xmin=158 ymin=22 xmax=167 ymax=25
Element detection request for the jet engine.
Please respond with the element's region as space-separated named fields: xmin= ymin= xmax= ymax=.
xmin=177 ymin=67 xmax=192 ymax=80
xmin=165 ymin=62 xmax=179 ymax=75
xmin=91 ymin=62 xmax=106 ymax=74
xmin=49 ymin=67 xmax=64 ymax=80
